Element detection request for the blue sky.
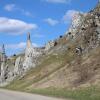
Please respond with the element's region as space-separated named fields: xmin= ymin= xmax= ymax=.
xmin=0 ymin=0 xmax=98 ymax=56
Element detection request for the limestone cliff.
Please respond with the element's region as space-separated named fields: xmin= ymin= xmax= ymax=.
xmin=23 ymin=32 xmax=42 ymax=71
xmin=0 ymin=33 xmax=43 ymax=86
xmin=5 ymin=1 xmax=100 ymax=90
xmin=0 ymin=1 xmax=100 ymax=91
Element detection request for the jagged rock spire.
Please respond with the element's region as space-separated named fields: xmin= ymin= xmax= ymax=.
xmin=26 ymin=32 xmax=32 ymax=48
xmin=0 ymin=44 xmax=6 ymax=83
xmin=23 ymin=32 xmax=34 ymax=70
xmin=27 ymin=32 xmax=30 ymax=41
xmin=1 ymin=44 xmax=6 ymax=62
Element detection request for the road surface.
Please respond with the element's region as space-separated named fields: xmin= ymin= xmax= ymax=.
xmin=0 ymin=89 xmax=65 ymax=100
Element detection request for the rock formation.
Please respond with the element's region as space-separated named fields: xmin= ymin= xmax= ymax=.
xmin=0 ymin=33 xmax=44 ymax=86
xmin=68 ymin=12 xmax=85 ymax=37
xmin=23 ymin=32 xmax=41 ymax=71
xmin=0 ymin=44 xmax=7 ymax=83
xmin=45 ymin=40 xmax=55 ymax=51
xmin=14 ymin=56 xmax=23 ymax=76
xmin=64 ymin=1 xmax=100 ymax=54
xmin=0 ymin=1 xmax=100 ymax=88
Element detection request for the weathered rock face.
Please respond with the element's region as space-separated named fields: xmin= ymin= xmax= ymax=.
xmin=45 ymin=40 xmax=55 ymax=51
xmin=23 ymin=46 xmax=35 ymax=70
xmin=0 ymin=62 xmax=5 ymax=83
xmin=14 ymin=56 xmax=23 ymax=76
xmin=65 ymin=2 xmax=100 ymax=54
xmin=23 ymin=33 xmax=41 ymax=71
xmin=0 ymin=33 xmax=44 ymax=86
xmin=68 ymin=12 xmax=85 ymax=34
xmin=0 ymin=1 xmax=100 ymax=88
xmin=0 ymin=45 xmax=7 ymax=84
xmin=14 ymin=33 xmax=43 ymax=76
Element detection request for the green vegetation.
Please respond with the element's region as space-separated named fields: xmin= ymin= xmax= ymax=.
xmin=6 ymin=48 xmax=75 ymax=90
xmin=4 ymin=32 xmax=100 ymax=100
xmin=5 ymin=85 xmax=100 ymax=100
xmin=28 ymin=86 xmax=100 ymax=100
xmin=5 ymin=46 xmax=100 ymax=100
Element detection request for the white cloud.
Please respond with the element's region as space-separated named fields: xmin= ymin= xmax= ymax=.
xmin=43 ymin=0 xmax=71 ymax=4
xmin=62 ymin=10 xmax=80 ymax=24
xmin=0 ymin=17 xmax=38 ymax=35
xmin=4 ymin=4 xmax=34 ymax=18
xmin=22 ymin=10 xmax=34 ymax=18
xmin=44 ymin=18 xmax=59 ymax=26
xmin=6 ymin=42 xmax=26 ymax=49
xmin=4 ymin=4 xmax=16 ymax=11
xmin=6 ymin=42 xmax=38 ymax=50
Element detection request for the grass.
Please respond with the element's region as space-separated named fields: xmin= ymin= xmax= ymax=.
xmin=5 ymin=45 xmax=100 ymax=100
xmin=28 ymin=86 xmax=100 ymax=100
xmin=6 ymin=48 xmax=75 ymax=90
xmin=4 ymin=82 xmax=100 ymax=100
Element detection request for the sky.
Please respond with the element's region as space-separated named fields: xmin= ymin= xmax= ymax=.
xmin=0 ymin=0 xmax=98 ymax=56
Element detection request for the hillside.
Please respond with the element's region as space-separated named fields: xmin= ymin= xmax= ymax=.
xmin=3 ymin=2 xmax=100 ymax=100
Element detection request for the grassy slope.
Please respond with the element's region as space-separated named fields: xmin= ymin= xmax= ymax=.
xmin=29 ymin=86 xmax=100 ymax=100
xmin=5 ymin=46 xmax=100 ymax=100
xmin=2 ymin=4 xmax=100 ymax=100
xmin=6 ymin=45 xmax=75 ymax=90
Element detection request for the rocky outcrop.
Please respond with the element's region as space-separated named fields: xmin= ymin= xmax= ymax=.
xmin=68 ymin=12 xmax=85 ymax=37
xmin=0 ymin=33 xmax=44 ymax=86
xmin=0 ymin=1 xmax=100 ymax=88
xmin=14 ymin=56 xmax=23 ymax=76
xmin=45 ymin=40 xmax=55 ymax=51
xmin=0 ymin=62 xmax=5 ymax=83
xmin=64 ymin=1 xmax=100 ymax=55
xmin=23 ymin=33 xmax=42 ymax=71
xmin=0 ymin=44 xmax=7 ymax=84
